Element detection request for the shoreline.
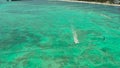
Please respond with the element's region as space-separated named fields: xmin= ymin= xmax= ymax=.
xmin=59 ymin=0 xmax=120 ymax=6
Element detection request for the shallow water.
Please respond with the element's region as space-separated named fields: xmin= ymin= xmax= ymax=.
xmin=0 ymin=1 xmax=120 ymax=68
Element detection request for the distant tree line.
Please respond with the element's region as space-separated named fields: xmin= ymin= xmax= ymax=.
xmin=77 ymin=0 xmax=115 ymax=3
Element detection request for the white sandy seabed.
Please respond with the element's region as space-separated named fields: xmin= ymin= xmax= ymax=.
xmin=58 ymin=0 xmax=120 ymax=6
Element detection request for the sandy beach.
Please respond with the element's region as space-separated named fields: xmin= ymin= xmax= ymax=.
xmin=59 ymin=0 xmax=120 ymax=6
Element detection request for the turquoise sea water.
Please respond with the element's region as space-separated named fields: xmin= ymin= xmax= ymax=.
xmin=0 ymin=1 xmax=120 ymax=68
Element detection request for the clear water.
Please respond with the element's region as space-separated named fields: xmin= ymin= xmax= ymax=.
xmin=0 ymin=1 xmax=120 ymax=68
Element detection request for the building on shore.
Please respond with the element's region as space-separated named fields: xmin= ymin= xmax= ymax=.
xmin=113 ymin=0 xmax=120 ymax=4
